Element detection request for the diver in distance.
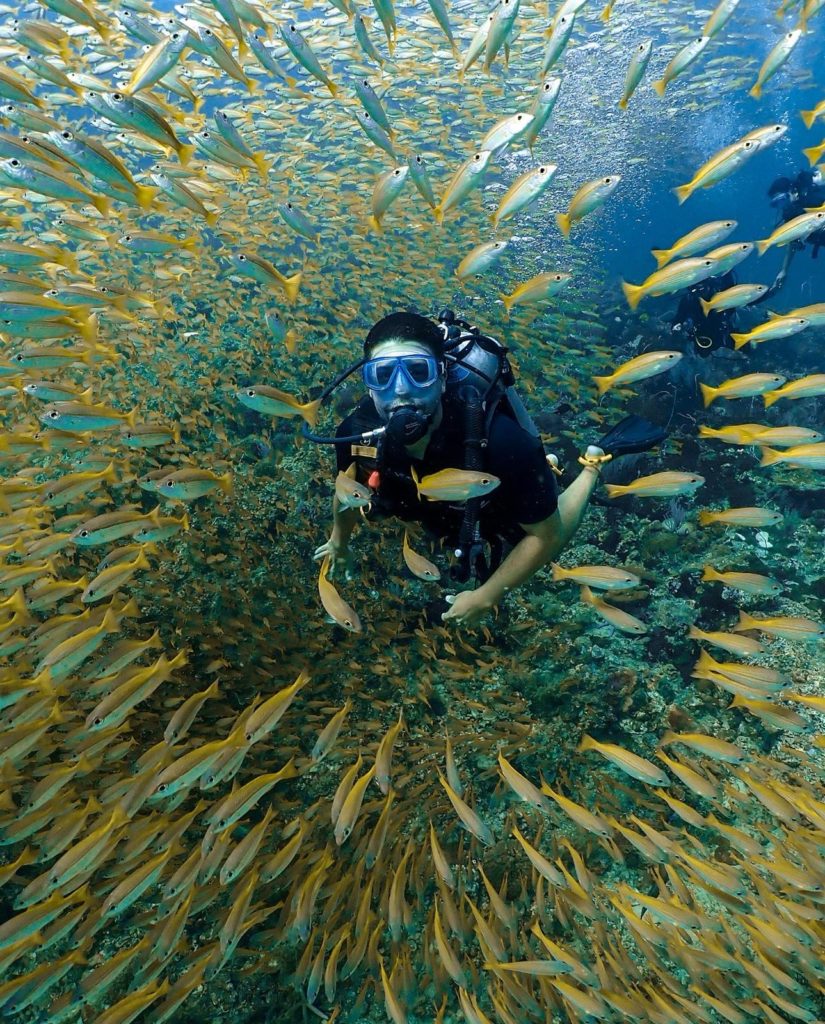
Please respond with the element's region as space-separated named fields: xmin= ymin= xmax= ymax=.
xmin=763 ymin=167 xmax=825 ymax=295
xmin=671 ymin=270 xmax=740 ymax=358
xmin=306 ymin=311 xmax=666 ymax=626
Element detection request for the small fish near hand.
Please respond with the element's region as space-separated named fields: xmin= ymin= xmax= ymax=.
xmin=410 ymin=466 xmax=500 ymax=502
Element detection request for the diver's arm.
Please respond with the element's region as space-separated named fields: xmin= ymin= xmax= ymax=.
xmin=313 ymin=497 xmax=360 ymax=574
xmin=753 ymin=246 xmax=795 ymax=305
xmin=470 ymin=464 xmax=601 ymax=610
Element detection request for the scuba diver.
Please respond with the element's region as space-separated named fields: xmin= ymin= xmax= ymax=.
xmin=672 ymin=169 xmax=825 ymax=358
xmin=671 ymin=270 xmax=739 ymax=358
xmin=306 ymin=310 xmax=666 ymax=627
xmin=764 ymin=167 xmax=825 ymax=294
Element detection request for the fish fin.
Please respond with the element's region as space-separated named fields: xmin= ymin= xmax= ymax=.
xmin=700 ymin=565 xmax=718 ymax=582
xmin=204 ymin=209 xmax=219 ymax=227
xmin=699 ymin=382 xmax=716 ymax=407
xmin=735 ymin=610 xmax=756 ymax=632
xmin=758 ymin=446 xmax=782 ymax=467
xmin=749 ymin=83 xmax=762 ymax=99
xmin=579 ymin=584 xmax=595 ymax=605
xmin=802 ymin=144 xmax=821 ymax=166
xmin=550 ymin=562 xmax=564 ymax=581
xmin=282 ymin=272 xmax=303 ymax=304
xmin=135 ymin=185 xmax=157 ymax=211
xmin=800 ymin=109 xmax=815 ymax=129
xmin=699 ymin=298 xmax=712 ymax=317
xmin=91 ymin=194 xmax=112 ymax=218
xmin=577 ymin=733 xmax=596 ymax=751
xmin=433 ymin=205 xmax=444 ymax=225
xmin=253 ymin=152 xmax=271 ymax=177
xmin=604 ymin=484 xmax=625 ymax=498
xmin=326 ymin=80 xmax=338 ymax=97
xmin=593 ymin=374 xmax=612 ymax=395
xmin=410 ymin=465 xmax=421 ymax=500
xmin=219 ymin=471 xmax=234 ymax=495
xmin=652 ymin=78 xmax=667 ymax=96
xmin=177 ymin=143 xmax=195 ymax=166
xmin=673 ymin=183 xmax=692 ymax=205
xmin=499 ymin=293 xmax=512 ymax=318
xmin=651 ymin=248 xmax=671 ymax=268
xmin=555 ymin=212 xmax=571 ymax=237
xmin=687 ymin=625 xmax=702 ymax=640
xmin=601 ymin=2 xmax=612 ymax=20
xmin=762 ymin=390 xmax=779 ymax=408
xmin=697 ymin=510 xmax=714 ymax=526
xmin=730 ymin=332 xmax=748 ymax=350
xmin=367 ymin=214 xmax=383 ymax=233
xmin=617 ymin=96 xmax=628 ymax=109
xmin=303 ymin=399 xmax=322 ymax=428
xmin=620 ymin=279 xmax=643 ymax=310
xmin=755 ymin=239 xmax=771 ymax=256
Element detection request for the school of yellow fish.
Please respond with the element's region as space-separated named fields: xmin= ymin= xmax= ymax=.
xmin=0 ymin=0 xmax=823 ymax=1020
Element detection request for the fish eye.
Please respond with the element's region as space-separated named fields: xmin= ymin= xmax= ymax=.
xmin=113 ymin=93 xmax=123 ymax=101
xmin=62 ymin=130 xmax=71 ymax=139
xmin=9 ymin=158 xmax=19 ymax=167
xmin=604 ymin=177 xmax=611 ymax=184
xmin=93 ymin=717 xmax=101 ymax=725
xmin=246 ymin=388 xmax=255 ymax=396
xmin=46 ymin=289 xmax=57 ymax=297
xmin=48 ymin=410 xmax=59 ymax=419
xmin=80 ymin=530 xmax=89 ymax=537
xmin=205 ymin=28 xmax=213 ymax=35
xmin=123 ymin=234 xmax=131 ymax=241
xmin=158 ymin=783 xmax=167 ymax=792
xmin=164 ymin=480 xmax=174 ymax=488
xmin=238 ymin=254 xmax=247 ymax=261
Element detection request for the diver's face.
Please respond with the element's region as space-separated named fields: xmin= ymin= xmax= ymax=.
xmin=367 ymin=339 xmax=445 ymax=424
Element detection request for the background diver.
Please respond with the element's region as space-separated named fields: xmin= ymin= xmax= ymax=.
xmin=306 ymin=311 xmax=665 ymax=627
xmin=764 ymin=167 xmax=825 ymax=294
xmin=671 ymin=169 xmax=825 ymax=359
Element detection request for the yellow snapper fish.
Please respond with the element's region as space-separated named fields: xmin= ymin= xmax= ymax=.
xmin=621 ymin=257 xmax=717 ymax=309
xmin=578 ymin=734 xmax=669 ymax=785
xmin=606 ymin=471 xmax=705 ymax=499
xmin=766 ymin=302 xmax=825 ymax=326
xmin=236 ymin=385 xmax=321 ymax=427
xmin=410 ymin=466 xmax=501 ymax=502
xmin=402 ymin=531 xmax=440 ymax=580
xmin=749 ymin=29 xmax=801 ymax=98
xmin=763 ymin=373 xmax=825 ymax=406
xmin=673 ymin=138 xmax=759 ymax=204
xmin=579 ymin=585 xmax=647 ymax=634
xmin=756 ymin=209 xmax=825 ymax=254
xmin=455 ymin=239 xmax=509 ymax=281
xmin=433 ymin=150 xmax=492 ymax=224
xmin=618 ymin=38 xmax=653 ymax=110
xmin=651 ymin=219 xmax=737 ymax=269
xmin=730 ymin=316 xmax=809 ymax=350
xmin=687 ymin=625 xmax=764 ymax=656
xmin=500 ymin=270 xmax=571 ymax=315
xmin=700 ymin=566 xmax=783 ymax=597
xmin=698 ymin=284 xmax=769 ymax=316
xmin=652 ymin=35 xmax=710 ymax=95
xmin=699 ymin=372 xmax=785 ymax=407
xmin=318 ymin=555 xmax=361 ymax=632
xmin=551 ymin=563 xmax=640 ymax=590
xmin=734 ymin=610 xmax=824 ymax=640
xmin=334 ymin=465 xmax=372 ymax=510
xmin=697 ymin=422 xmax=766 ymax=444
xmin=593 ymin=350 xmax=681 ymax=395
xmin=556 ymin=175 xmax=621 ymax=237
xmin=759 ymin=443 xmax=825 ymax=469
xmin=697 ymin=506 xmax=783 ymax=527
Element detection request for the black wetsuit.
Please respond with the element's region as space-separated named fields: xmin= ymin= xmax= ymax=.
xmin=335 ymin=396 xmax=558 ymax=548
xmin=673 ymin=271 xmax=738 ymax=357
xmin=779 ymin=180 xmax=825 ymax=255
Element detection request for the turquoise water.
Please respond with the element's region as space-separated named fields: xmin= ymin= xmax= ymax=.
xmin=0 ymin=1 xmax=823 ymax=1022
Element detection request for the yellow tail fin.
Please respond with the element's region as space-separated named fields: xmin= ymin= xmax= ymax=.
xmin=283 ymin=272 xmax=303 ymax=304
xmin=555 ymin=212 xmax=571 ymax=238
xmin=802 ymin=144 xmax=824 ymax=166
xmin=699 ymin=297 xmax=712 ymax=317
xmin=731 ymin=332 xmax=749 ymax=350
xmin=604 ymin=483 xmax=626 ymax=498
xmin=673 ymin=183 xmax=692 ymax=205
xmin=593 ymin=374 xmax=613 ymax=396
xmin=620 ymin=279 xmax=644 ymax=310
xmin=762 ymin=390 xmax=780 ymax=408
xmin=749 ymin=83 xmax=762 ymax=99
xmin=801 ymin=109 xmax=815 ymax=129
xmin=759 ymin=446 xmax=783 ymax=467
xmin=700 ymin=565 xmax=719 ymax=582
xmin=699 ymin=382 xmax=716 ymax=407
xmin=755 ymin=238 xmax=771 ymax=256
xmin=651 ymin=248 xmax=671 ymax=269
xmin=652 ymin=78 xmax=667 ymax=96
xmin=618 ymin=96 xmax=628 ymax=109
xmin=697 ymin=510 xmax=715 ymax=526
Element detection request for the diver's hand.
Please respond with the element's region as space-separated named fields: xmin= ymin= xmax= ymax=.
xmin=442 ymin=589 xmax=494 ymax=626
xmin=773 ymin=268 xmax=787 ymax=290
xmin=313 ymin=536 xmax=354 ymax=579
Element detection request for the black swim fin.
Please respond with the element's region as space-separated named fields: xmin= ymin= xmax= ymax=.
xmin=597 ymin=414 xmax=667 ymax=458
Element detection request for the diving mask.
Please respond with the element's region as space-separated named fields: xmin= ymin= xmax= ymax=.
xmin=362 ymin=354 xmax=442 ymax=392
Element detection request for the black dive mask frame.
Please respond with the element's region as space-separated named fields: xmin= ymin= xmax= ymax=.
xmin=300 ymin=309 xmax=506 ymax=445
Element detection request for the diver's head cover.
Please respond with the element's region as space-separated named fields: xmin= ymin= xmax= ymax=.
xmin=363 ymin=312 xmax=447 ymax=443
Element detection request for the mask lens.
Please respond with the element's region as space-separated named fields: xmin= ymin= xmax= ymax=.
xmin=365 ymin=358 xmax=397 ymax=389
xmin=404 ymin=356 xmax=436 ymax=385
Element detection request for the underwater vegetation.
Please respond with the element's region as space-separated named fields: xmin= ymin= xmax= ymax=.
xmin=0 ymin=0 xmax=823 ymax=1021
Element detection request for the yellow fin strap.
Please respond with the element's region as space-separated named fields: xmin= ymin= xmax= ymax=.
xmin=577 ymin=452 xmax=613 ymax=470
